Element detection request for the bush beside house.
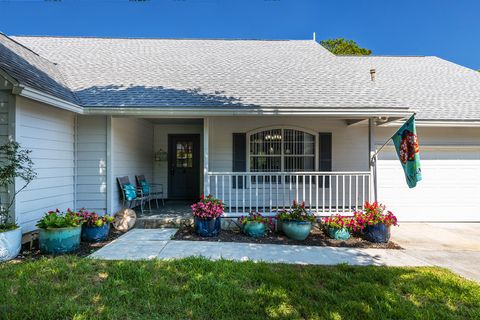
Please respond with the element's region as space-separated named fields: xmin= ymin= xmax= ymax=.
xmin=0 ymin=141 xmax=36 ymax=262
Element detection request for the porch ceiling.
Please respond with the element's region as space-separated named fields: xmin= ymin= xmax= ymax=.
xmin=145 ymin=118 xmax=203 ymax=125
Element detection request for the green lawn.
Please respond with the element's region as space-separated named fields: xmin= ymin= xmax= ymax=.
xmin=1 ymin=257 xmax=479 ymax=320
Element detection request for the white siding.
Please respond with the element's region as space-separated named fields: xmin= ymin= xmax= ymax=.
xmin=112 ymin=117 xmax=154 ymax=212
xmin=376 ymin=127 xmax=480 ymax=221
xmin=209 ymin=117 xmax=370 ymax=172
xmin=76 ymin=116 xmax=107 ymax=213
xmin=15 ymin=97 xmax=75 ymax=232
xmin=153 ymin=123 xmax=203 ymax=198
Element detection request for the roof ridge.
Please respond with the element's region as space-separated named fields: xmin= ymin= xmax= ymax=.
xmin=338 ymin=55 xmax=430 ymax=58
xmin=11 ymin=34 xmax=314 ymax=42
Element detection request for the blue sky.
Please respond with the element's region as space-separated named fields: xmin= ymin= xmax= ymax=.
xmin=0 ymin=0 xmax=478 ymax=70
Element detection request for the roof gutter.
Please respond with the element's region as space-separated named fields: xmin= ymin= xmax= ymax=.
xmin=16 ymin=85 xmax=84 ymax=114
xmin=382 ymin=119 xmax=480 ymax=128
xmin=0 ymin=67 xmax=84 ymax=113
xmin=83 ymin=106 xmax=413 ymax=118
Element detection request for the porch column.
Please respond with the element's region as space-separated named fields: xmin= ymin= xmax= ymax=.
xmin=368 ymin=118 xmax=378 ymax=201
xmin=203 ymin=117 xmax=210 ymax=195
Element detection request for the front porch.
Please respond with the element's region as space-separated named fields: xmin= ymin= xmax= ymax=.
xmin=202 ymin=116 xmax=376 ymax=216
xmin=99 ymin=115 xmax=378 ymax=217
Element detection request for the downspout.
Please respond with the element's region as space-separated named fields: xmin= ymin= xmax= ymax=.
xmin=368 ymin=69 xmax=378 ymax=202
xmin=73 ymin=114 xmax=78 ymax=210
xmin=203 ymin=117 xmax=210 ymax=195
xmin=106 ymin=116 xmax=113 ymax=214
xmin=368 ymin=118 xmax=378 ymax=202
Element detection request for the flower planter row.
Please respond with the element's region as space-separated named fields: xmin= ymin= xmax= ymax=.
xmin=0 ymin=221 xmax=111 ymax=261
xmin=193 ymin=199 xmax=397 ymax=243
xmin=194 ymin=216 xmax=392 ymax=243
xmin=195 ymin=217 xmax=315 ymax=241
xmin=36 ymin=209 xmax=114 ymax=254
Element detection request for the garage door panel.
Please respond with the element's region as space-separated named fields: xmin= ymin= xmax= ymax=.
xmin=377 ymin=147 xmax=480 ymax=222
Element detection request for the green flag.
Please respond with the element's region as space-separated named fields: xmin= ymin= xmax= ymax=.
xmin=391 ymin=115 xmax=422 ymax=188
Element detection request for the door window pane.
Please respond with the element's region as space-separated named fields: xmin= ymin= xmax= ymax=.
xmin=176 ymin=141 xmax=193 ymax=168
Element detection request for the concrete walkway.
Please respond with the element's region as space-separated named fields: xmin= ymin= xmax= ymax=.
xmin=391 ymin=223 xmax=480 ymax=282
xmin=89 ymin=230 xmax=430 ymax=264
xmin=90 ymin=226 xmax=480 ymax=281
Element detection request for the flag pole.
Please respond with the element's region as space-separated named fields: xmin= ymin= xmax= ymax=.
xmin=370 ymin=137 xmax=392 ymax=163
xmin=369 ymin=113 xmax=416 ymax=163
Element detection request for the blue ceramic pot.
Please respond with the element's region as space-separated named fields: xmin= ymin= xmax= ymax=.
xmin=194 ymin=217 xmax=221 ymax=237
xmin=39 ymin=226 xmax=82 ymax=254
xmin=327 ymin=227 xmax=351 ymax=240
xmin=243 ymin=222 xmax=266 ymax=238
xmin=364 ymin=223 xmax=391 ymax=243
xmin=281 ymin=220 xmax=312 ymax=241
xmin=81 ymin=223 xmax=110 ymax=242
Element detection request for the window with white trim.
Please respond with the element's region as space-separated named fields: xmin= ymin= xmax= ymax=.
xmin=249 ymin=128 xmax=316 ymax=172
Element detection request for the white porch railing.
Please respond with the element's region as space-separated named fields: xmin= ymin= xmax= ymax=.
xmin=207 ymin=171 xmax=372 ymax=217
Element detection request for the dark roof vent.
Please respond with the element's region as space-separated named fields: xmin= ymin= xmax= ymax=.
xmin=370 ymin=69 xmax=376 ymax=81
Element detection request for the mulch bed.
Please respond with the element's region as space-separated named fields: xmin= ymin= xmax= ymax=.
xmin=11 ymin=229 xmax=125 ymax=262
xmin=173 ymin=225 xmax=402 ymax=249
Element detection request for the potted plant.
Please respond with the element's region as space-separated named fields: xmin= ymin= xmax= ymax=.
xmin=276 ymin=201 xmax=316 ymax=241
xmin=321 ymin=214 xmax=357 ymax=240
xmin=78 ymin=209 xmax=113 ymax=242
xmin=354 ymin=201 xmax=398 ymax=243
xmin=191 ymin=194 xmax=224 ymax=237
xmin=0 ymin=141 xmax=36 ymax=262
xmin=239 ymin=212 xmax=270 ymax=238
xmin=36 ymin=209 xmax=83 ymax=254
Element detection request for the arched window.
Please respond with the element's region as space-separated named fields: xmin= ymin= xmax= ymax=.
xmin=248 ymin=128 xmax=316 ymax=172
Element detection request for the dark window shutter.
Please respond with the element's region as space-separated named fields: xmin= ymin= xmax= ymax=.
xmin=319 ymin=132 xmax=332 ymax=187
xmin=232 ymin=133 xmax=246 ymax=188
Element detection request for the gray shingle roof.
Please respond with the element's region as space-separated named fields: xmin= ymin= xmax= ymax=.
xmin=2 ymin=34 xmax=479 ymax=121
xmin=10 ymin=36 xmax=404 ymax=110
xmin=339 ymin=56 xmax=480 ymax=121
xmin=0 ymin=33 xmax=78 ymax=104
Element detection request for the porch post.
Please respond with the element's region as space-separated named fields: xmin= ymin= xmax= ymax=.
xmin=368 ymin=118 xmax=378 ymax=201
xmin=203 ymin=117 xmax=210 ymax=196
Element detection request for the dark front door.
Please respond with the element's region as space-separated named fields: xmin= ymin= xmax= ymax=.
xmin=168 ymin=134 xmax=200 ymax=200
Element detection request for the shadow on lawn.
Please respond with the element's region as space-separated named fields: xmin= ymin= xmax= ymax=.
xmin=1 ymin=257 xmax=479 ymax=319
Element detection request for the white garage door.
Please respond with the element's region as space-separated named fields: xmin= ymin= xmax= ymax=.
xmin=377 ymin=146 xmax=480 ymax=221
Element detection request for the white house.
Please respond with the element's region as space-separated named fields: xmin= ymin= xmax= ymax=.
xmin=0 ymin=33 xmax=479 ymax=232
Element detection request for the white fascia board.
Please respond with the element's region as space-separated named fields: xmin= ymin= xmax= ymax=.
xmin=383 ymin=120 xmax=480 ymax=128
xmin=83 ymin=106 xmax=413 ymax=118
xmin=18 ymin=86 xmax=84 ymax=114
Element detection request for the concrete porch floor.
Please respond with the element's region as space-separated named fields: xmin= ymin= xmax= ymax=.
xmin=135 ymin=201 xmax=193 ymax=228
